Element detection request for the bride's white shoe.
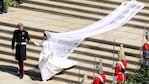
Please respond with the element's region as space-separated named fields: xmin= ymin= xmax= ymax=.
xmin=42 ymin=80 xmax=48 ymax=82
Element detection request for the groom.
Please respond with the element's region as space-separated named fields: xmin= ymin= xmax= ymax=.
xmin=12 ymin=23 xmax=30 ymax=79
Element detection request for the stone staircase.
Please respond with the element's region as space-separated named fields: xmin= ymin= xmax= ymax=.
xmin=0 ymin=0 xmax=148 ymax=84
xmin=20 ymin=0 xmax=149 ymax=28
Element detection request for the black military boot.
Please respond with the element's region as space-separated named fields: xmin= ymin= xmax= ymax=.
xmin=19 ymin=74 xmax=23 ymax=79
xmin=0 ymin=10 xmax=2 ymax=14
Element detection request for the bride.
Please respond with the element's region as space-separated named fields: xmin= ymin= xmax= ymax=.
xmin=32 ymin=31 xmax=77 ymax=81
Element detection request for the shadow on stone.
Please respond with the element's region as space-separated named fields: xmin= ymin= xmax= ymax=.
xmin=0 ymin=65 xmax=18 ymax=76
xmin=24 ymin=67 xmax=41 ymax=81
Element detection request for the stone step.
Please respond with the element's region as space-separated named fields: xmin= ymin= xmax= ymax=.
xmin=0 ymin=57 xmax=79 ymax=84
xmin=0 ymin=49 xmax=81 ymax=83
xmin=75 ymin=48 xmax=139 ymax=63
xmin=0 ymin=25 xmax=140 ymax=57
xmin=0 ymin=30 xmax=140 ymax=60
xmin=0 ymin=25 xmax=43 ymax=40
xmin=86 ymin=37 xmax=140 ymax=50
xmin=51 ymin=0 xmax=119 ymax=9
xmin=20 ymin=2 xmax=100 ymax=19
xmin=0 ymin=5 xmax=143 ymax=84
xmin=0 ymin=38 xmax=139 ymax=71
xmin=0 ymin=45 xmax=137 ymax=81
xmin=0 ymin=45 xmax=114 ymax=83
xmin=50 ymin=0 xmax=149 ymax=10
xmin=0 ymin=0 xmax=146 ymax=83
xmin=0 ymin=58 xmax=32 ymax=70
xmin=64 ymin=68 xmax=113 ymax=83
xmin=0 ymin=24 xmax=141 ymax=50
xmin=47 ymin=0 xmax=149 ymax=18
xmin=0 ymin=36 xmax=139 ymax=73
xmin=71 ymin=52 xmax=139 ymax=69
xmin=0 ymin=21 xmax=144 ymax=48
xmin=24 ymin=0 xmax=149 ymax=23
xmin=81 ymin=41 xmax=139 ymax=57
xmin=25 ymin=0 xmax=112 ymax=15
xmin=1 ymin=24 xmax=141 ymax=66
xmin=0 ymin=51 xmax=36 ymax=68
xmin=0 ymin=34 xmax=139 ymax=82
xmin=0 ymin=44 xmax=116 ymax=83
xmin=73 ymin=49 xmax=140 ymax=68
xmin=18 ymin=1 xmax=149 ymax=31
xmin=21 ymin=1 xmax=148 ymax=22
xmin=0 ymin=31 xmax=140 ymax=67
xmin=75 ymin=47 xmax=139 ymax=69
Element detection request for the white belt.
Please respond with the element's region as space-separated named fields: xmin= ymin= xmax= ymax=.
xmin=16 ymin=42 xmax=27 ymax=45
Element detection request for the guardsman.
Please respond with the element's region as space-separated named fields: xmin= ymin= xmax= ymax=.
xmin=15 ymin=0 xmax=23 ymax=4
xmin=0 ymin=0 xmax=3 ymax=13
xmin=143 ymin=30 xmax=149 ymax=65
xmin=93 ymin=60 xmax=106 ymax=84
xmin=12 ymin=23 xmax=30 ymax=79
xmin=0 ymin=0 xmax=7 ymax=14
xmin=113 ymin=44 xmax=127 ymax=84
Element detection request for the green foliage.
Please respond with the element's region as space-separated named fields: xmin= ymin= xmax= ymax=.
xmin=3 ymin=0 xmax=17 ymax=9
xmin=126 ymin=67 xmax=149 ymax=84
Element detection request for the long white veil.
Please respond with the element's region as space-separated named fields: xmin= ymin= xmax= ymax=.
xmin=46 ymin=0 xmax=144 ymax=59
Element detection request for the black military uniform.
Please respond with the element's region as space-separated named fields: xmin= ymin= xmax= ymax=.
xmin=15 ymin=0 xmax=23 ymax=4
xmin=12 ymin=29 xmax=30 ymax=79
xmin=0 ymin=0 xmax=7 ymax=14
xmin=0 ymin=0 xmax=3 ymax=13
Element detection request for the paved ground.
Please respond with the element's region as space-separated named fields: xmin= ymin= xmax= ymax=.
xmin=0 ymin=63 xmax=42 ymax=84
xmin=0 ymin=72 xmax=40 ymax=84
xmin=0 ymin=62 xmax=67 ymax=84
xmin=0 ymin=71 xmax=64 ymax=84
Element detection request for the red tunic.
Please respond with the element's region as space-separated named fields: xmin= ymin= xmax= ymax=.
xmin=122 ymin=60 xmax=127 ymax=68
xmin=143 ymin=43 xmax=149 ymax=59
xmin=114 ymin=60 xmax=127 ymax=82
xmin=142 ymin=43 xmax=149 ymax=64
xmin=143 ymin=43 xmax=149 ymax=52
xmin=93 ymin=74 xmax=106 ymax=84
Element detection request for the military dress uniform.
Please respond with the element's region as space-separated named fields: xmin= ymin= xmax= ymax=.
xmin=141 ymin=31 xmax=149 ymax=66
xmin=0 ymin=0 xmax=3 ymax=13
xmin=0 ymin=0 xmax=7 ymax=14
xmin=143 ymin=43 xmax=149 ymax=52
xmin=12 ymin=29 xmax=30 ymax=78
xmin=114 ymin=60 xmax=127 ymax=83
xmin=93 ymin=60 xmax=106 ymax=84
xmin=93 ymin=74 xmax=106 ymax=84
xmin=143 ymin=43 xmax=149 ymax=65
xmin=113 ymin=44 xmax=127 ymax=84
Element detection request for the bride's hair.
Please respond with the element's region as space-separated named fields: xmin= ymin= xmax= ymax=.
xmin=43 ymin=33 xmax=47 ymax=36
xmin=43 ymin=33 xmax=48 ymax=40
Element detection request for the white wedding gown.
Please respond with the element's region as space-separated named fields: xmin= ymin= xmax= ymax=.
xmin=35 ymin=40 xmax=78 ymax=81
